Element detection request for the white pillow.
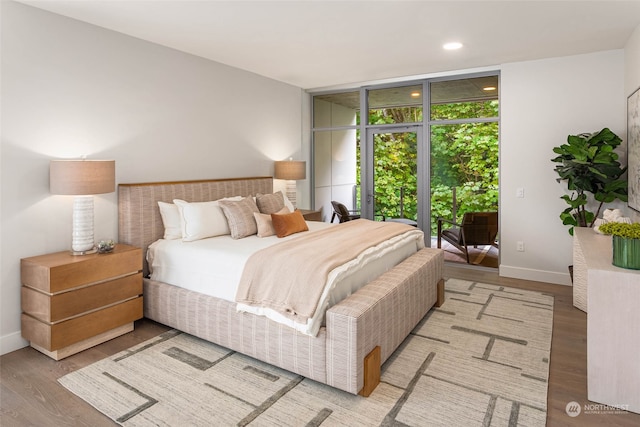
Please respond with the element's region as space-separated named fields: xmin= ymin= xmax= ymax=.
xmin=282 ymin=191 xmax=295 ymax=211
xmin=173 ymin=198 xmax=237 ymax=242
xmin=157 ymin=201 xmax=182 ymax=240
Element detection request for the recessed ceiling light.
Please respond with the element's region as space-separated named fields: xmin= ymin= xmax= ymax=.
xmin=411 ymin=92 xmax=421 ymax=98
xmin=443 ymin=42 xmax=463 ymax=50
xmin=483 ymin=86 xmax=496 ymax=91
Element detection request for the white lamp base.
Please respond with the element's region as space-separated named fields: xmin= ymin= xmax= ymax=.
xmin=71 ymin=195 xmax=96 ymax=255
xmin=285 ymin=180 xmax=297 ymax=208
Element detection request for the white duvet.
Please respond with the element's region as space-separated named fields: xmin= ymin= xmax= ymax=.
xmin=147 ymin=221 xmax=425 ymax=335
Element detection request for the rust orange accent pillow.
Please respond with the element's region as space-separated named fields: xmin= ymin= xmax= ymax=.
xmin=271 ymin=209 xmax=309 ymax=238
xmin=254 ymin=206 xmax=290 ymax=238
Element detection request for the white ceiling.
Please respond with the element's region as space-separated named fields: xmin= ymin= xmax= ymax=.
xmin=17 ymin=0 xmax=640 ymax=90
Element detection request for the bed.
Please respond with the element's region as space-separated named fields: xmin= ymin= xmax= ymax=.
xmin=118 ymin=176 xmax=444 ymax=396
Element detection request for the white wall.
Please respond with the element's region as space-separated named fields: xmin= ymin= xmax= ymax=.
xmin=0 ymin=2 xmax=306 ymax=354
xmin=500 ymin=50 xmax=627 ymax=284
xmin=625 ymin=24 xmax=640 ymax=223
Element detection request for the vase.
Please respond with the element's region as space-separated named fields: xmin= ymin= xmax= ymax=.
xmin=612 ymin=235 xmax=640 ymax=270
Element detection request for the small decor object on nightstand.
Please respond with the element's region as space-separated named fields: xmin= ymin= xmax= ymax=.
xmin=96 ymin=240 xmax=116 ymax=254
xmin=598 ymin=222 xmax=640 ymax=270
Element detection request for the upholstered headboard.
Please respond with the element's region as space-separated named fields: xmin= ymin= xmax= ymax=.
xmin=118 ymin=176 xmax=273 ymax=276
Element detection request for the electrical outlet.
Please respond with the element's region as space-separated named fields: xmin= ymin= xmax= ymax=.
xmin=517 ymin=241 xmax=525 ymax=252
xmin=516 ymin=187 xmax=524 ymax=198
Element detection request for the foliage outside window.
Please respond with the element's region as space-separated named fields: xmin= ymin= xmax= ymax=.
xmin=357 ymin=100 xmax=499 ymax=235
xmin=430 ymin=122 xmax=499 ymax=234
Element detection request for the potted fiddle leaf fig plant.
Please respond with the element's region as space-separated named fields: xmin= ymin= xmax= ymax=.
xmin=551 ymin=127 xmax=628 ymax=235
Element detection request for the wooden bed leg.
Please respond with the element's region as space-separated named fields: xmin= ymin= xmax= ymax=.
xmin=359 ymin=346 xmax=381 ymax=397
xmin=435 ymin=278 xmax=445 ymax=307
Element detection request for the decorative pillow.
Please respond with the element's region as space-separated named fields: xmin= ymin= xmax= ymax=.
xmin=254 ymin=207 xmax=290 ymax=238
xmin=255 ymin=191 xmax=285 ymax=214
xmin=157 ymin=201 xmax=182 ymax=240
xmin=271 ymin=209 xmax=309 ymax=238
xmin=173 ymin=199 xmax=231 ymax=241
xmin=219 ymin=196 xmax=260 ymax=239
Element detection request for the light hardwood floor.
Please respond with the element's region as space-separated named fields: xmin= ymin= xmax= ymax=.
xmin=1 ymin=264 xmax=639 ymax=426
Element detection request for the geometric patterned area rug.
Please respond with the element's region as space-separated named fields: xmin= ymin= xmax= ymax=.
xmin=58 ymin=279 xmax=553 ymax=426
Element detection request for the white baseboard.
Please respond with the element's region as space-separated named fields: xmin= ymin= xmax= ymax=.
xmin=499 ymin=264 xmax=572 ymax=286
xmin=0 ymin=330 xmax=28 ymax=356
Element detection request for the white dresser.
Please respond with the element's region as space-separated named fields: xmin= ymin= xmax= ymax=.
xmin=573 ymin=227 xmax=640 ymax=414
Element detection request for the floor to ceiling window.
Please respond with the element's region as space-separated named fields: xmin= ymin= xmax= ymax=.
xmin=312 ymin=73 xmax=499 ymax=266
xmin=429 ymin=76 xmax=499 ymax=229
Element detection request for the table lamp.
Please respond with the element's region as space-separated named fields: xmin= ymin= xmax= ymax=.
xmin=50 ymin=160 xmax=115 ymax=254
xmin=274 ymin=159 xmax=306 ymax=208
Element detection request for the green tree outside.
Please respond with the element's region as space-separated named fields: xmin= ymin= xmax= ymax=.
xmin=357 ymin=100 xmax=499 ymax=235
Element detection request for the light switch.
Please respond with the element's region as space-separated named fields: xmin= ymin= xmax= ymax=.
xmin=516 ymin=187 xmax=524 ymax=198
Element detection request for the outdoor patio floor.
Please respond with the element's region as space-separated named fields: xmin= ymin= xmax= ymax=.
xmin=430 ymin=237 xmax=499 ymax=268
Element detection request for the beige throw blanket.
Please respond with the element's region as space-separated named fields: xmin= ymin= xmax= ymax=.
xmin=235 ymin=219 xmax=419 ymax=324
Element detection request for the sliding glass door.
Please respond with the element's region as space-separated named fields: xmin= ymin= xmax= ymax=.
xmin=359 ymin=84 xmax=427 ymax=231
xmin=363 ymin=127 xmax=424 ymax=227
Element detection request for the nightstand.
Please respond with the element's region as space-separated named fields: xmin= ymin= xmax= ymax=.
xmin=20 ymin=244 xmax=143 ymax=360
xmin=299 ymin=208 xmax=323 ymax=221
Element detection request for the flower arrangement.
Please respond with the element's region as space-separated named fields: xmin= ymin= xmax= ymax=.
xmin=597 ymin=222 xmax=640 ymax=239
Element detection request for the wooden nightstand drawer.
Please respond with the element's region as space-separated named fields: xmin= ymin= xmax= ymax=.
xmin=21 ymin=296 xmax=143 ymax=351
xmin=21 ymin=245 xmax=142 ymax=293
xmin=21 ymin=273 xmax=143 ymax=323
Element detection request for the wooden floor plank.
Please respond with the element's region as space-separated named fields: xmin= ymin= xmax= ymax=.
xmin=1 ymin=264 xmax=638 ymax=426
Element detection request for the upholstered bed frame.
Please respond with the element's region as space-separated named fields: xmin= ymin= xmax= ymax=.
xmin=118 ymin=176 xmax=444 ymax=396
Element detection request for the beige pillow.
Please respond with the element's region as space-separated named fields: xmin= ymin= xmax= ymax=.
xmin=219 ymin=196 xmax=260 ymax=239
xmin=254 ymin=207 xmax=290 ymax=237
xmin=271 ymin=209 xmax=309 ymax=238
xmin=255 ymin=191 xmax=285 ymax=214
xmin=157 ymin=201 xmax=182 ymax=240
